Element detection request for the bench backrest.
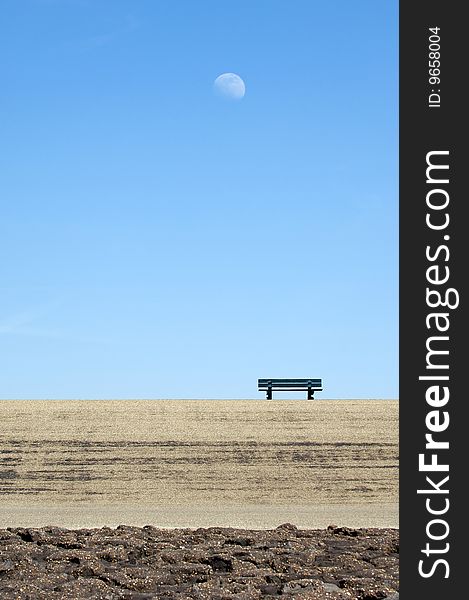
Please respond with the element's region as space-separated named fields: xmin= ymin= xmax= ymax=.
xmin=258 ymin=378 xmax=322 ymax=389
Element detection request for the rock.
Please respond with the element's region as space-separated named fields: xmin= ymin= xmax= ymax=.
xmin=323 ymin=582 xmax=342 ymax=592
xmin=203 ymin=555 xmax=233 ymax=572
xmin=276 ymin=522 xmax=298 ymax=531
xmin=0 ymin=559 xmax=14 ymax=574
xmin=225 ymin=537 xmax=253 ymax=547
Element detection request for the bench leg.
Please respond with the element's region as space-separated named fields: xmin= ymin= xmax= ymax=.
xmin=266 ymin=388 xmax=272 ymax=400
xmin=307 ymin=388 xmax=314 ymax=400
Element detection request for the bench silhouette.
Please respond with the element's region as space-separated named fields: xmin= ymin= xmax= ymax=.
xmin=258 ymin=378 xmax=323 ymax=400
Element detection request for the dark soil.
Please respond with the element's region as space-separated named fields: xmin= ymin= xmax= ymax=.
xmin=0 ymin=524 xmax=399 ymax=599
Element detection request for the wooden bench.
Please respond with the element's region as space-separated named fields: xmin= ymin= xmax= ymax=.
xmin=258 ymin=378 xmax=323 ymax=400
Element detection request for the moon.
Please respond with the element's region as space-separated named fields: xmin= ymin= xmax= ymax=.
xmin=213 ymin=73 xmax=246 ymax=100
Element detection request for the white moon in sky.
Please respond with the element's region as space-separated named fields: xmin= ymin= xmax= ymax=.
xmin=213 ymin=73 xmax=246 ymax=100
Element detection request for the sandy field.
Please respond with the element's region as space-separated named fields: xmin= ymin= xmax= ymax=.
xmin=0 ymin=400 xmax=398 ymax=529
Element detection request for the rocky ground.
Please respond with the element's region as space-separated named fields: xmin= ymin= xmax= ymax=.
xmin=0 ymin=524 xmax=398 ymax=600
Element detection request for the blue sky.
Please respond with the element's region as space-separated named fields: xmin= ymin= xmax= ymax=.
xmin=1 ymin=0 xmax=398 ymax=399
